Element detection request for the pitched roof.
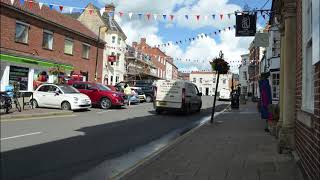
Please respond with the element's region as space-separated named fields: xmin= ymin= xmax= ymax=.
xmin=1 ymin=0 xmax=100 ymax=42
xmin=101 ymin=12 xmax=126 ymax=39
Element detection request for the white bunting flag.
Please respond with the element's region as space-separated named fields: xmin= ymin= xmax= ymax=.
xmin=204 ymin=15 xmax=208 ymax=21
xmin=69 ymin=7 xmax=73 ymax=14
xmin=128 ymin=12 xmax=133 ymax=19
xmin=39 ymin=2 xmax=43 ymax=9
xmin=153 ymin=14 xmax=158 ymax=21
xmin=100 ymin=8 xmax=104 ymax=15
xmin=10 ymin=0 xmax=14 ymax=5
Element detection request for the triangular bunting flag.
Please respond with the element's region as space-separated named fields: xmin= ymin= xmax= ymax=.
xmin=262 ymin=14 xmax=266 ymax=19
xmin=185 ymin=15 xmax=189 ymax=19
xmin=228 ymin=27 xmax=231 ymax=30
xmin=214 ymin=32 xmax=217 ymax=35
xmin=19 ymin=0 xmax=24 ymax=6
xmin=228 ymin=14 xmax=231 ymax=19
xmin=170 ymin=15 xmax=174 ymax=21
xmin=138 ymin=13 xmax=143 ymax=19
xmin=146 ymin=14 xmax=151 ymax=20
xmin=196 ymin=15 xmax=200 ymax=21
xmin=89 ymin=9 xmax=93 ymax=15
xmin=119 ymin=12 xmax=124 ymax=17
xmin=10 ymin=0 xmax=14 ymax=5
xmin=219 ymin=30 xmax=221 ymax=33
xmin=212 ymin=14 xmax=215 ymax=19
xmin=59 ymin=5 xmax=63 ymax=12
xmin=220 ymin=14 xmax=223 ymax=19
xmin=163 ymin=15 xmax=167 ymax=20
xmin=153 ymin=14 xmax=158 ymax=20
xmin=69 ymin=7 xmax=73 ymax=14
xmin=233 ymin=25 xmax=236 ymax=28
xmin=39 ymin=2 xmax=43 ymax=9
xmin=29 ymin=1 xmax=33 ymax=9
xmin=128 ymin=12 xmax=133 ymax=19
xmin=49 ymin=4 xmax=53 ymax=10
xmin=100 ymin=8 xmax=105 ymax=15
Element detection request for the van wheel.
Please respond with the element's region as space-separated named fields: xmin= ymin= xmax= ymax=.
xmin=155 ymin=109 xmax=163 ymax=114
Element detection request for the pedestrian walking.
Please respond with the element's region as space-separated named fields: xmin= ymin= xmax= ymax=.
xmin=124 ymin=84 xmax=132 ymax=106
xmin=259 ymin=77 xmax=272 ymax=132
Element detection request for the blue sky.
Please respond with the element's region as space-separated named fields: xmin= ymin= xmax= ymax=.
xmin=37 ymin=0 xmax=271 ymax=73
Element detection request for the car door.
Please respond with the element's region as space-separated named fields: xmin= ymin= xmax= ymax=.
xmin=86 ymin=83 xmax=100 ymax=104
xmin=45 ymin=85 xmax=63 ymax=108
xmin=35 ymin=85 xmax=50 ymax=107
xmin=191 ymin=84 xmax=201 ymax=111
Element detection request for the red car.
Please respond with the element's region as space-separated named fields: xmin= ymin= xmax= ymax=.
xmin=70 ymin=81 xmax=126 ymax=109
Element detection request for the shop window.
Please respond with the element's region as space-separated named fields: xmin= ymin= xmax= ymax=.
xmin=193 ymin=78 xmax=196 ymax=83
xmin=9 ymin=66 xmax=29 ymax=91
xmin=110 ymin=76 xmax=113 ymax=84
xmin=212 ymin=78 xmax=216 ymax=83
xmin=272 ymin=73 xmax=280 ymax=100
xmin=116 ymin=76 xmax=119 ymax=83
xmin=200 ymin=78 xmax=203 ymax=83
xmin=112 ymin=36 xmax=116 ymax=43
xmin=15 ymin=21 xmax=29 ymax=44
xmin=42 ymin=30 xmax=53 ymax=50
xmin=64 ymin=38 xmax=74 ymax=55
xmin=82 ymin=43 xmax=90 ymax=59
xmin=223 ymin=79 xmax=226 ymax=84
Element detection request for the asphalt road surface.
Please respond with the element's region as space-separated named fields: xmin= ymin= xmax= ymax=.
xmin=1 ymin=96 xmax=229 ymax=180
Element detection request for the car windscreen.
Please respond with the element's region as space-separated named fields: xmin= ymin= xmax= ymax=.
xmin=58 ymin=85 xmax=80 ymax=94
xmin=96 ymin=83 xmax=111 ymax=91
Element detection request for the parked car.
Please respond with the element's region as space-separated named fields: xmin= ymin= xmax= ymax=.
xmin=219 ymin=88 xmax=231 ymax=101
xmin=128 ymin=94 xmax=140 ymax=104
xmin=115 ymin=80 xmax=155 ymax=103
xmin=131 ymin=87 xmax=146 ymax=102
xmin=31 ymin=84 xmax=91 ymax=111
xmin=70 ymin=81 xmax=126 ymax=109
xmin=153 ymin=80 xmax=202 ymax=114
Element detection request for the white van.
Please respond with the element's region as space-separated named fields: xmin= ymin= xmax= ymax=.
xmin=219 ymin=88 xmax=231 ymax=100
xmin=153 ymin=80 xmax=202 ymax=114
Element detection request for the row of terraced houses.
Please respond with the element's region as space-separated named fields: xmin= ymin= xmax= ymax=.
xmin=0 ymin=0 xmax=178 ymax=92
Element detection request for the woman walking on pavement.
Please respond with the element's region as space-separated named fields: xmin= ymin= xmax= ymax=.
xmin=124 ymin=84 xmax=132 ymax=106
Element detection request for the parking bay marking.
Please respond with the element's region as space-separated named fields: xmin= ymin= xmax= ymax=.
xmin=1 ymin=132 xmax=42 ymax=141
xmin=0 ymin=114 xmax=77 ymax=122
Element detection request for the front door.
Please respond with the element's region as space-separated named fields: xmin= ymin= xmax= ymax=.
xmin=205 ymin=88 xmax=209 ymax=96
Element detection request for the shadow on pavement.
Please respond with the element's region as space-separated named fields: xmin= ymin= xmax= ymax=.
xmin=1 ymin=104 xmax=228 ymax=180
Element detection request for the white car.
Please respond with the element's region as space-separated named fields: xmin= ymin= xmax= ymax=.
xmin=219 ymin=88 xmax=231 ymax=100
xmin=31 ymin=84 xmax=91 ymax=110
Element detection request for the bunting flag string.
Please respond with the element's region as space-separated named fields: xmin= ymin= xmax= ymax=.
xmin=10 ymin=0 xmax=271 ymax=23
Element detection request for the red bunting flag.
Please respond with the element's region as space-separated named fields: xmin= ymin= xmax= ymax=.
xmin=89 ymin=9 xmax=93 ymax=15
xmin=147 ymin=13 xmax=151 ymax=20
xmin=228 ymin=27 xmax=231 ymax=30
xmin=59 ymin=5 xmax=63 ymax=11
xmin=170 ymin=15 xmax=174 ymax=21
xmin=196 ymin=15 xmax=200 ymax=21
xmin=220 ymin=14 xmax=223 ymax=19
xmin=29 ymin=1 xmax=33 ymax=9
xmin=119 ymin=12 xmax=124 ymax=17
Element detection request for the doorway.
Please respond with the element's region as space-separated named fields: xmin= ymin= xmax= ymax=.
xmin=205 ymin=87 xmax=209 ymax=96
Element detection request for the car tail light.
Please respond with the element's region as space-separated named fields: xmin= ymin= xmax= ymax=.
xmin=182 ymin=88 xmax=186 ymax=104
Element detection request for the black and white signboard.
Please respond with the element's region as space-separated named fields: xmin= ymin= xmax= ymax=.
xmin=235 ymin=14 xmax=257 ymax=36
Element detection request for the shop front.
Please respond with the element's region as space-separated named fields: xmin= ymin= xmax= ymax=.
xmin=0 ymin=53 xmax=73 ymax=91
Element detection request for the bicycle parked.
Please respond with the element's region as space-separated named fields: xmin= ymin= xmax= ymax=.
xmin=3 ymin=82 xmax=22 ymax=112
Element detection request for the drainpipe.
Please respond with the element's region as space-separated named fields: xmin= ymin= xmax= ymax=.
xmin=95 ymin=26 xmax=103 ymax=82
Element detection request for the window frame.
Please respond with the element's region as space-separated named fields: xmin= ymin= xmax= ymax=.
xmin=42 ymin=29 xmax=54 ymax=50
xmin=82 ymin=43 xmax=91 ymax=59
xmin=15 ymin=21 xmax=30 ymax=44
xmin=112 ymin=36 xmax=116 ymax=44
xmin=64 ymin=37 xmax=74 ymax=55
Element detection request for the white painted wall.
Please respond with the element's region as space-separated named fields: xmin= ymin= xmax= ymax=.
xmin=166 ymin=62 xmax=173 ymax=80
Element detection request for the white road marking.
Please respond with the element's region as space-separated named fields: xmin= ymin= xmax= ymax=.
xmin=0 ymin=114 xmax=76 ymax=122
xmin=1 ymin=132 xmax=42 ymax=141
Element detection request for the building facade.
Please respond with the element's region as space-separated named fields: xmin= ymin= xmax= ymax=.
xmin=238 ymin=54 xmax=250 ymax=97
xmin=178 ymin=72 xmax=190 ymax=80
xmin=0 ymin=0 xmax=104 ymax=91
xmin=190 ymin=71 xmax=233 ymax=96
xmin=76 ymin=3 xmax=127 ymax=85
xmin=272 ymin=0 xmax=320 ymax=179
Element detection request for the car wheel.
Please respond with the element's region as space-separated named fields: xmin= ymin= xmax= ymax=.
xmin=146 ymin=96 xmax=152 ymax=103
xmin=61 ymin=101 xmax=71 ymax=111
xmin=100 ymin=97 xmax=112 ymax=109
xmin=30 ymin=99 xmax=38 ymax=108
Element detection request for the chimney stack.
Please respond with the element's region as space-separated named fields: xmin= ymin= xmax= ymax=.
xmin=105 ymin=3 xmax=115 ymax=18
xmin=141 ymin=38 xmax=146 ymax=44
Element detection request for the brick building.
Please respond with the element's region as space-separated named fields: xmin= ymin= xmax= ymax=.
xmin=0 ymin=0 xmax=104 ymax=91
xmin=132 ymin=38 xmax=167 ymax=80
xmin=272 ymin=0 xmax=320 ymax=179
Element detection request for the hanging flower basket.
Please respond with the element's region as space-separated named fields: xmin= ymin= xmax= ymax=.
xmin=210 ymin=57 xmax=230 ymax=74
xmin=48 ymin=66 xmax=65 ymax=76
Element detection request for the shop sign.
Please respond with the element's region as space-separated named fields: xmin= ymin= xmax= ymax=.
xmin=235 ymin=14 xmax=257 ymax=37
xmin=9 ymin=66 xmax=29 ymax=90
xmin=108 ymin=55 xmax=117 ymax=62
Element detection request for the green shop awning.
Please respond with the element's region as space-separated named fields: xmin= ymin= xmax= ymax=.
xmin=0 ymin=53 xmax=73 ymax=70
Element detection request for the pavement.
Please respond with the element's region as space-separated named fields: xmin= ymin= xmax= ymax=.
xmin=120 ymin=102 xmax=305 ymax=180
xmin=1 ymin=96 xmax=229 ymax=180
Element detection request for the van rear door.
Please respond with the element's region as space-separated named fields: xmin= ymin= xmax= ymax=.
xmin=155 ymin=80 xmax=184 ymax=108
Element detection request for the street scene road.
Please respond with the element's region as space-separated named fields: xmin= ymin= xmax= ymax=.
xmin=1 ymin=96 xmax=228 ymax=180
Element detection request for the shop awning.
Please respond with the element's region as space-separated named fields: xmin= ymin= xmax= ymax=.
xmin=0 ymin=53 xmax=73 ymax=70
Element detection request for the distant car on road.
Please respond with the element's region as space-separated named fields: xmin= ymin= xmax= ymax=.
xmin=115 ymin=80 xmax=155 ymax=103
xmin=219 ymin=88 xmax=231 ymax=101
xmin=154 ymin=80 xmax=202 ymax=114
xmin=70 ymin=82 xmax=126 ymax=109
xmin=131 ymin=87 xmax=146 ymax=102
xmin=31 ymin=84 xmax=91 ymax=111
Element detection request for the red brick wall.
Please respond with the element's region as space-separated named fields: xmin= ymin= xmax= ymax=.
xmin=0 ymin=6 xmax=104 ymax=82
xmin=295 ymin=0 xmax=320 ymax=179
